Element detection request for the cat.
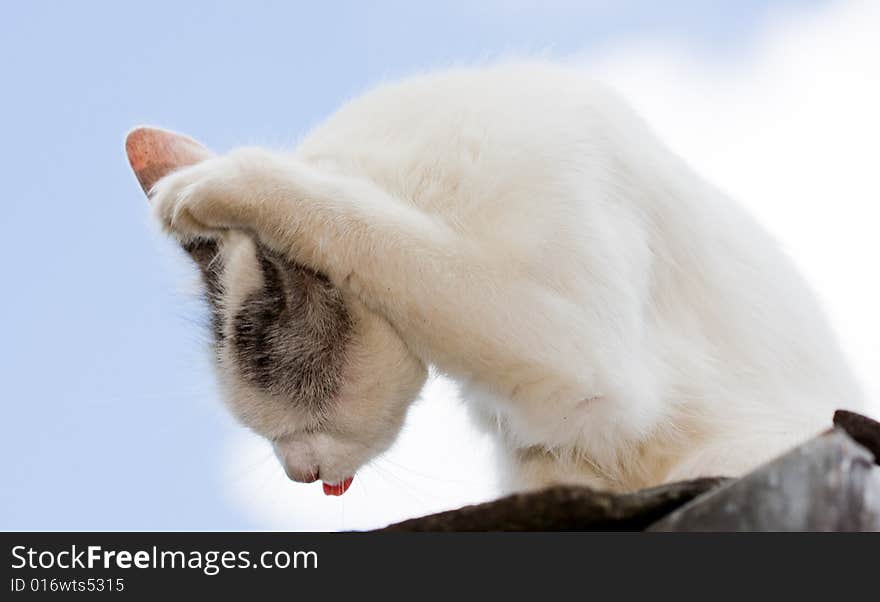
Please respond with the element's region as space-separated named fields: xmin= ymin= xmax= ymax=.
xmin=149 ymin=61 xmax=864 ymax=495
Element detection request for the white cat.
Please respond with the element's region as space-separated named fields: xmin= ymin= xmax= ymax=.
xmin=150 ymin=62 xmax=864 ymax=495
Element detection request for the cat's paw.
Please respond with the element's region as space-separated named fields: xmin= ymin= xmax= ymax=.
xmin=149 ymin=148 xmax=283 ymax=242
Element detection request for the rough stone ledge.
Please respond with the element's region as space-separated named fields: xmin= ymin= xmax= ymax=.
xmin=378 ymin=477 xmax=727 ymax=532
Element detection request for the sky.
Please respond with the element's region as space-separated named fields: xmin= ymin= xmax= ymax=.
xmin=1 ymin=0 xmax=876 ymax=531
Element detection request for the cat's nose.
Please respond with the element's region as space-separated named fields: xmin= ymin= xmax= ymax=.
xmin=273 ymin=439 xmax=319 ymax=483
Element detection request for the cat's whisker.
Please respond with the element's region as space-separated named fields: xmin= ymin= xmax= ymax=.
xmin=376 ymin=456 xmax=481 ymax=487
xmin=369 ymin=462 xmax=433 ymax=512
xmin=228 ymin=449 xmax=276 ymax=483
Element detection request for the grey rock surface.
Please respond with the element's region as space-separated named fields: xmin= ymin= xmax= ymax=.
xmin=649 ymin=428 xmax=880 ymax=531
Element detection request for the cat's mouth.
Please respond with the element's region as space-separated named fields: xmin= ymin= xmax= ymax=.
xmin=322 ymin=476 xmax=354 ymax=496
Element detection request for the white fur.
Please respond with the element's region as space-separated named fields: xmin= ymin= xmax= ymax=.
xmin=151 ymin=62 xmax=864 ymax=493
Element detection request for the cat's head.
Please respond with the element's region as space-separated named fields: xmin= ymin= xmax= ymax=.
xmin=182 ymin=232 xmax=427 ymax=494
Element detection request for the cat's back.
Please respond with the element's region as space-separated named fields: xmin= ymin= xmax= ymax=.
xmin=297 ymin=62 xmax=632 ymax=237
xmin=301 ymin=61 xmax=617 ymax=152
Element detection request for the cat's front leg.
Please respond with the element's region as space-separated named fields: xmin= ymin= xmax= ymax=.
xmin=149 ymin=147 xmax=304 ymax=242
xmin=150 ymin=147 xmax=609 ymax=418
xmin=149 ymin=146 xmax=461 ymax=311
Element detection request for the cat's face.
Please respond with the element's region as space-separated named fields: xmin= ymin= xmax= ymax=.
xmin=184 ymin=232 xmax=427 ymax=493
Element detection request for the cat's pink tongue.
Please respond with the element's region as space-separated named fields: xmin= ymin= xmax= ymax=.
xmin=322 ymin=476 xmax=354 ymax=496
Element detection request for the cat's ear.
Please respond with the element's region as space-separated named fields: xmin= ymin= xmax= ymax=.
xmin=126 ymin=127 xmax=224 ymax=288
xmin=125 ymin=126 xmax=214 ymax=193
xmin=182 ymin=238 xmax=221 ymax=270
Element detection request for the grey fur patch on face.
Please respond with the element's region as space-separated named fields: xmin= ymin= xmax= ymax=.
xmin=226 ymin=244 xmax=353 ymax=415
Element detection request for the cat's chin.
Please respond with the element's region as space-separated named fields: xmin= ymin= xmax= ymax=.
xmin=322 ymin=476 xmax=354 ymax=496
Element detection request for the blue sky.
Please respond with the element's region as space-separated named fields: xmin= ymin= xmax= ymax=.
xmin=0 ymin=0 xmax=834 ymax=530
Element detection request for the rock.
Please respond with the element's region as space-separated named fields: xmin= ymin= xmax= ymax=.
xmin=378 ymin=477 xmax=727 ymax=531
xmin=649 ymin=428 xmax=880 ymax=531
xmin=834 ymin=409 xmax=880 ymax=464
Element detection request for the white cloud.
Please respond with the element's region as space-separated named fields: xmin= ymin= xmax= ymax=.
xmin=583 ymin=0 xmax=880 ymax=410
xmin=225 ymin=0 xmax=880 ymax=530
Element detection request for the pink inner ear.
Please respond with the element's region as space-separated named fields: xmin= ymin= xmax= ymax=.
xmin=125 ymin=126 xmax=215 ymax=197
